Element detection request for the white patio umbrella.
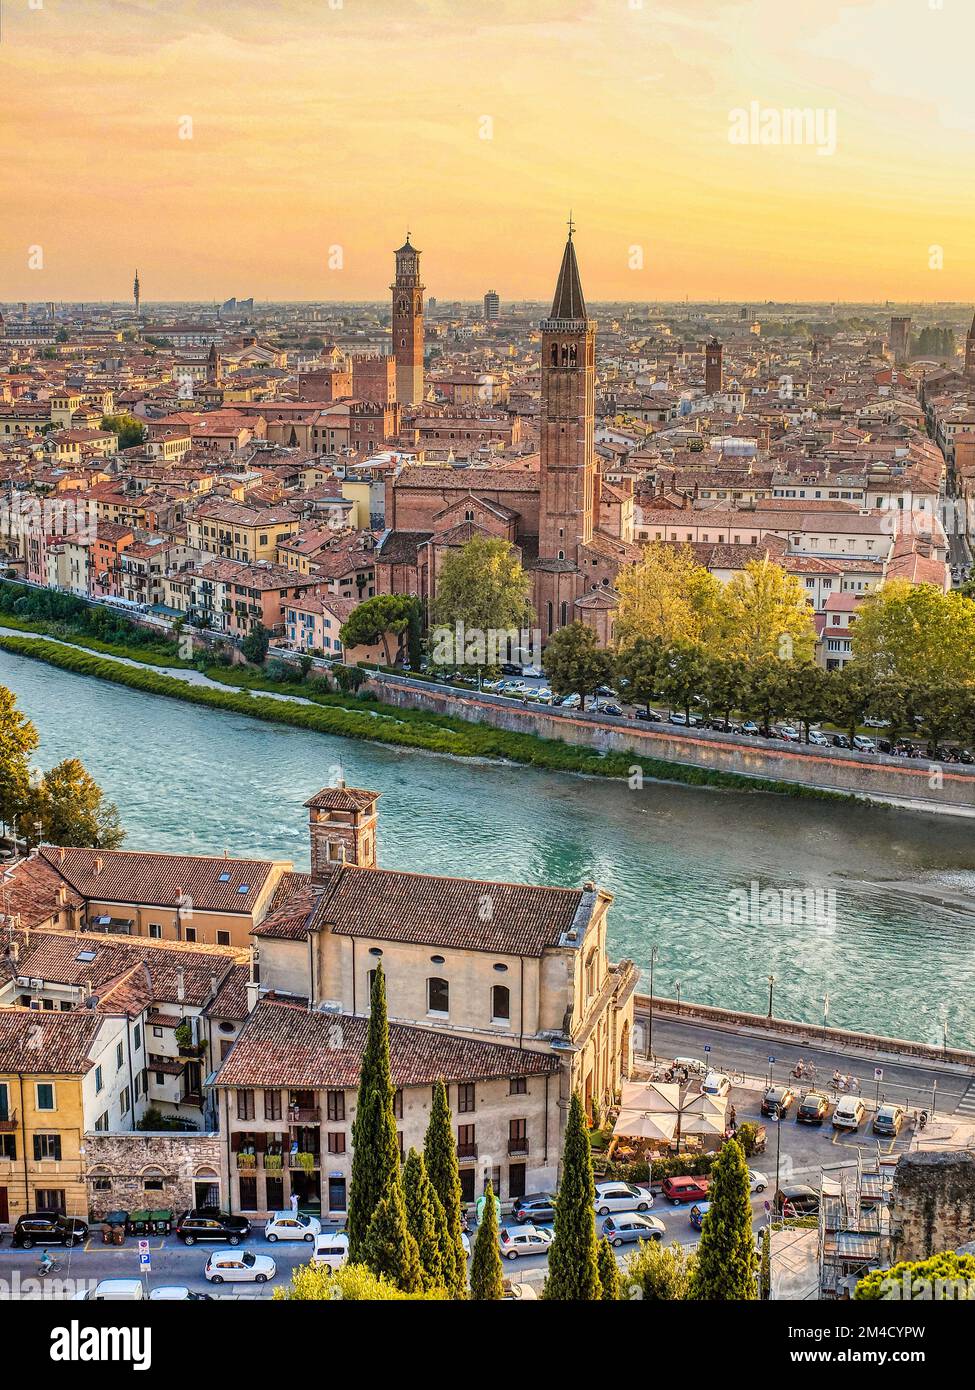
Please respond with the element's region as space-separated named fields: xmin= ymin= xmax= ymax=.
xmin=619 ymin=1080 xmax=681 ymax=1114
xmin=613 ymin=1108 xmax=678 ymax=1144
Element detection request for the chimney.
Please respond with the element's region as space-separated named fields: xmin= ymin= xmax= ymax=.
xmin=58 ymin=885 xmax=67 ymax=905
xmin=176 ymin=966 xmax=186 ymax=1003
xmin=58 ymin=847 xmax=66 ymax=864
xmin=94 ymin=856 xmax=103 ymax=875
xmin=245 ymin=979 xmax=260 ymax=1014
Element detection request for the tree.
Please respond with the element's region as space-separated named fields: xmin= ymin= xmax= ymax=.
xmin=623 ymin=1238 xmax=695 ymax=1300
xmin=470 ymin=1180 xmax=504 ymax=1300
xmin=544 ymin=622 xmax=615 ymax=708
xmin=615 ymin=543 xmax=724 ymax=650
xmin=274 ymin=1261 xmax=447 ymax=1301
xmin=34 ymin=758 xmax=125 ymax=849
xmin=347 ymin=964 xmax=401 ymax=1264
xmin=689 ymin=1138 xmax=757 ymax=1300
xmin=597 ymin=1236 xmax=622 ymax=1300
xmin=340 ymin=594 xmax=422 ymax=667
xmin=241 ymin=623 xmax=271 ymax=665
xmin=909 ymin=679 xmax=970 ymax=755
xmin=100 ymin=413 xmax=146 ymax=449
xmin=743 ymin=656 xmax=790 ymax=733
xmin=402 ymin=1149 xmax=444 ymax=1292
xmin=657 ymin=641 xmax=709 ymax=725
xmin=429 ymin=538 xmax=533 ymax=664
xmin=852 ymin=579 xmax=975 ymax=688
xmin=424 ymin=1079 xmax=467 ymax=1297
xmin=0 ymin=685 xmax=38 ymax=834
xmin=855 ymin=1250 xmax=975 ymax=1300
xmin=829 ymin=663 xmax=878 ymax=743
xmin=778 ymin=662 xmax=831 ymax=741
xmin=544 ymin=1091 xmax=602 ymax=1300
xmin=616 ymin=635 xmax=663 ymax=713
xmin=721 ymin=557 xmax=815 ymax=664
xmin=362 ymin=1185 xmax=423 ymax=1293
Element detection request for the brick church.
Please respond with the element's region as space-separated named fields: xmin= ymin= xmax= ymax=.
xmin=376 ymin=229 xmax=641 ymax=645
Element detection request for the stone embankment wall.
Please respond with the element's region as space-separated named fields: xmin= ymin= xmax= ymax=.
xmin=366 ymin=671 xmax=975 ymax=814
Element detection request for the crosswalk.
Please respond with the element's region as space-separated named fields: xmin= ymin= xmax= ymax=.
xmin=954 ymin=1078 xmax=975 ymax=1117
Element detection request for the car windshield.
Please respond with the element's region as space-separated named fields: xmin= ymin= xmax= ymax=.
xmin=241 ymin=1252 xmax=256 ymax=1266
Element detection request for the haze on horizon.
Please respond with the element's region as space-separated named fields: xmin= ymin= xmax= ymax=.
xmin=3 ymin=0 xmax=974 ymax=304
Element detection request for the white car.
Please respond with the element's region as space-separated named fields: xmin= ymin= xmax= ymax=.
xmin=205 ymin=1250 xmax=277 ymax=1284
xmin=148 ymin=1286 xmax=211 ymax=1300
xmin=808 ymin=730 xmax=830 ymax=746
xmin=701 ymin=1070 xmax=732 ymax=1097
xmin=461 ymin=1231 xmax=471 ymax=1257
xmin=593 ymin=1181 xmax=654 ymax=1216
xmin=498 ymin=1225 xmax=553 ymax=1260
xmin=748 ymin=1170 xmax=769 ymax=1194
xmin=310 ymin=1231 xmax=349 ymax=1270
xmin=72 ymin=1279 xmax=145 ymax=1301
xmin=264 ymin=1211 xmax=321 ymax=1243
xmin=852 ymin=735 xmax=877 ymax=753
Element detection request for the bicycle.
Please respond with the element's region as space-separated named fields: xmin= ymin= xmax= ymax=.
xmin=38 ymin=1257 xmax=63 ymax=1277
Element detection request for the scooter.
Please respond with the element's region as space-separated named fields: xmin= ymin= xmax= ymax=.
xmin=918 ymin=1110 xmax=928 ymax=1131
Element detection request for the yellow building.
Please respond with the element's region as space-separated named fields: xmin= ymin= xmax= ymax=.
xmin=186 ymin=501 xmax=300 ymax=564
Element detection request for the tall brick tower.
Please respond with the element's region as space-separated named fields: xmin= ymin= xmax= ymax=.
xmin=538 ymin=224 xmax=596 ymax=565
xmin=705 ymin=336 xmax=723 ymax=394
xmin=966 ymin=310 xmax=975 ymax=379
xmin=133 ymin=269 xmax=141 ymax=336
xmin=391 ymin=235 xmax=425 ymax=406
xmin=305 ymin=784 xmax=379 ymax=883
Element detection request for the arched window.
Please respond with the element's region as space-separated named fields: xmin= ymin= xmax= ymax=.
xmin=569 ymin=344 xmax=578 ymax=366
xmin=491 ymin=984 xmax=510 ymax=1023
xmin=561 ymin=343 xmax=570 ymax=367
xmin=464 ymin=508 xmax=475 ymax=522
xmin=427 ymin=977 xmax=449 ymax=1015
xmin=550 ymin=343 xmax=558 ymax=367
xmin=546 ymin=601 xmax=553 ymax=635
xmin=560 ymin=601 xmax=568 ymax=626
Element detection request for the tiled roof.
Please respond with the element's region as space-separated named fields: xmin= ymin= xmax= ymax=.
xmin=0 ymin=1008 xmax=103 ymax=1075
xmin=39 ymin=846 xmax=281 ymax=915
xmin=0 ymin=855 xmax=85 ymax=930
xmin=304 ymin=788 xmax=379 ymax=813
xmin=214 ymin=998 xmax=561 ymax=1089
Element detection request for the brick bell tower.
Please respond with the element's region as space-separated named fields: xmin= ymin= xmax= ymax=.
xmin=966 ymin=309 xmax=975 ymax=380
xmin=391 ymin=234 xmax=425 ymax=406
xmin=705 ymin=336 xmax=723 ymax=395
xmin=305 ymin=783 xmax=379 ymax=882
xmin=538 ymin=221 xmax=596 ymax=566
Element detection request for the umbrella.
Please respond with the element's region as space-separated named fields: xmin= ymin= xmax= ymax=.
xmin=613 ymin=1108 xmax=678 ymax=1143
xmin=620 ymin=1081 xmax=681 ymax=1113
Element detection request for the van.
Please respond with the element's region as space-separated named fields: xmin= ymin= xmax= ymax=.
xmin=310 ymin=1231 xmax=349 ymax=1270
xmin=672 ymin=1056 xmax=708 ymax=1076
xmin=74 ymin=1279 xmax=145 ymax=1301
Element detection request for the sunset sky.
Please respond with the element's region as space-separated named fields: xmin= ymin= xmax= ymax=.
xmin=3 ymin=0 xmax=974 ymax=302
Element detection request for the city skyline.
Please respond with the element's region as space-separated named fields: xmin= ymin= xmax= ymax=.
xmin=4 ymin=0 xmax=975 ymax=302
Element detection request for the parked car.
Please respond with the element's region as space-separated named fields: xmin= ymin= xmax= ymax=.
xmin=498 ymin=1225 xmax=553 ymax=1260
xmin=701 ymin=1070 xmax=732 ymax=1098
xmin=672 ymin=1055 xmax=708 ymax=1076
xmin=205 ymin=1250 xmax=276 ymax=1284
xmin=554 ymin=693 xmax=580 ymax=708
xmin=852 ymin=735 xmax=877 ymax=753
xmin=148 ymin=1287 xmax=212 ymax=1300
xmin=808 ymin=730 xmax=831 ymax=746
xmin=668 ymin=711 xmax=701 ymax=726
xmin=72 ymin=1279 xmax=144 ymax=1301
xmin=595 ymin=685 xmax=618 ymax=699
xmin=521 ymin=665 xmax=545 ymax=679
xmin=761 ymin=1085 xmax=796 ymax=1118
xmin=512 ymin=1193 xmax=556 ymax=1225
xmin=832 ymin=1096 xmax=867 ymax=1131
xmin=636 ymin=708 xmax=663 ymax=722
xmin=873 ymin=1104 xmax=906 ymax=1137
xmin=175 ymin=1210 xmax=251 ymax=1246
xmin=310 ymin=1232 xmax=350 ymax=1270
xmin=774 ymin=1185 xmax=820 ymax=1217
xmin=863 ymin=717 xmax=890 ymax=729
xmin=776 ymin=725 xmax=800 ymax=742
xmin=600 ymin=1213 xmax=665 ymax=1246
xmin=595 ymin=701 xmax=624 ymax=717
xmin=689 ymin=1201 xmax=711 ymax=1231
xmin=832 ymin=734 xmax=852 ymax=749
xmin=500 ymin=663 xmax=522 ymax=676
xmin=593 ymin=1181 xmax=653 ymax=1215
xmin=264 ymin=1212 xmax=321 ymax=1243
xmin=796 ymin=1091 xmax=831 ymax=1125
xmin=11 ymin=1212 xmax=89 ymax=1249
xmin=660 ymin=1175 xmax=711 ymax=1205
xmin=740 ymin=720 xmax=760 ymax=735
xmin=748 ymin=1170 xmax=769 ymax=1193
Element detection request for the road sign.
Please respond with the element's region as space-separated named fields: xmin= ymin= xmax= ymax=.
xmin=763 ymin=1200 xmax=771 ymax=1213
xmin=704 ymin=1044 xmax=711 ymax=1053
xmin=138 ymin=1239 xmax=149 ymax=1254
xmin=874 ymin=1068 xmax=883 ymax=1081
xmin=140 ymin=1254 xmax=151 ymax=1271
xmin=768 ymin=1056 xmax=775 ymax=1064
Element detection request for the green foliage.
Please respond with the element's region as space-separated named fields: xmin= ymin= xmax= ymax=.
xmin=544 ymin=622 xmax=615 ymax=703
xmin=0 ymin=683 xmax=39 ymax=830
xmin=689 ymin=1138 xmax=757 ymax=1301
xmin=402 ymin=1149 xmax=445 ymax=1292
xmin=424 ymin=1079 xmax=467 ymax=1297
xmin=33 ymin=757 xmax=124 ymax=848
xmin=362 ymin=1185 xmax=423 ymax=1293
xmin=100 ymin=413 xmax=146 ymax=448
xmin=340 ymin=594 xmax=422 ymax=666
xmin=597 ymin=1236 xmax=622 ymax=1300
xmin=855 ymin=1250 xmax=975 ymax=1300
xmin=544 ymin=1092 xmax=602 ymax=1301
xmin=623 ymin=1238 xmax=695 ymax=1301
xmin=470 ymin=1181 xmax=504 ymax=1301
xmin=273 ymin=1261 xmax=447 ymax=1301
xmin=732 ymin=1121 xmax=761 ymax=1158
xmin=347 ymin=965 xmax=400 ymax=1265
xmin=760 ymin=1225 xmax=771 ymax=1300
xmin=429 ymin=537 xmax=533 ymax=641
xmin=241 ymin=623 xmax=271 ymax=665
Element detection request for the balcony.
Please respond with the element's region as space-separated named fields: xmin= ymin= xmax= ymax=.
xmin=288 ymin=1151 xmax=321 ymax=1171
xmin=236 ymin=1151 xmax=258 ymax=1171
xmin=507 ymin=1137 xmax=530 ymax=1157
xmin=0 ymin=1108 xmax=17 ymax=1133
xmin=288 ymin=1106 xmax=320 ymax=1124
xmin=456 ymin=1143 xmax=478 ymax=1160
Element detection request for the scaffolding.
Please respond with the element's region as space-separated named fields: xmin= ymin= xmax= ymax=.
xmin=818 ymin=1152 xmax=894 ymax=1298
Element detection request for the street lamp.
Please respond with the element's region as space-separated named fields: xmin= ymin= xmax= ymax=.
xmin=943 ymin=1019 xmax=949 ymax=1061
xmin=774 ymin=1112 xmax=783 ymax=1208
xmin=674 ymin=979 xmax=681 ymax=1016
xmin=646 ymin=945 xmax=659 ymax=1060
xmin=767 ymin=973 xmax=775 ymax=1020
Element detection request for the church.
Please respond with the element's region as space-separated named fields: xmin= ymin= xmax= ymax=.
xmin=375 ymin=230 xmax=643 ymax=645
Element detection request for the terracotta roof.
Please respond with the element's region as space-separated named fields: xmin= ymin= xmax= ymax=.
xmin=214 ymin=998 xmax=561 ymax=1089
xmin=304 ymin=788 xmax=380 ymax=813
xmin=39 ymin=846 xmax=281 ymax=915
xmin=0 ymin=855 xmax=84 ymax=930
xmin=0 ymin=1008 xmax=103 ymax=1075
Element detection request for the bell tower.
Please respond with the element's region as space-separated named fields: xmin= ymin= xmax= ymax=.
xmin=305 ymin=783 xmax=379 ymax=882
xmin=705 ymin=337 xmax=723 ymax=395
xmin=966 ymin=310 xmax=975 ymax=380
xmin=538 ymin=222 xmax=596 ymax=564
xmin=391 ymin=235 xmax=425 ymax=406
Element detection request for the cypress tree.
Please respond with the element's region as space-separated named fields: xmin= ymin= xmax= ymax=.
xmin=403 ymin=1148 xmax=444 ymax=1291
xmin=429 ymin=1184 xmax=456 ymax=1292
xmin=362 ymin=1184 xmax=423 ymax=1293
xmin=689 ymin=1137 xmax=758 ymax=1300
xmin=543 ymin=1091 xmax=602 ymax=1300
xmin=424 ymin=1078 xmax=467 ymax=1296
xmin=347 ymin=964 xmax=400 ymax=1263
xmin=470 ymin=1180 xmax=504 ymax=1300
xmin=598 ymin=1236 xmax=622 ymax=1300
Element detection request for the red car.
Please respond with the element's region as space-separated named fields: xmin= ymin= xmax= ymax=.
xmin=660 ymin=1175 xmax=711 ymax=1205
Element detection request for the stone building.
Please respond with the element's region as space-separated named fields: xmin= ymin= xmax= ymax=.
xmin=85 ymin=1130 xmax=223 ymax=1220
xmin=891 ymin=1151 xmax=975 ymax=1262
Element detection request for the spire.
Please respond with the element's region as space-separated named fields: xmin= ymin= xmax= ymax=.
xmin=550 ymin=228 xmax=586 ymax=320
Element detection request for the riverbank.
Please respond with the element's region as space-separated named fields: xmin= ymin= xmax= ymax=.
xmin=0 ymin=632 xmax=850 ymax=802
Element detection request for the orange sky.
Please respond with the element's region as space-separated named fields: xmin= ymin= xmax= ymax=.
xmin=3 ymin=0 xmax=974 ymax=302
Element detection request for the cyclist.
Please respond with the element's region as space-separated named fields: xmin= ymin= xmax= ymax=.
xmin=38 ymin=1249 xmax=55 ymax=1277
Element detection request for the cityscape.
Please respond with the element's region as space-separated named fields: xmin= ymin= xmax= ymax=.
xmin=2 ymin=0 xmax=974 ymax=1361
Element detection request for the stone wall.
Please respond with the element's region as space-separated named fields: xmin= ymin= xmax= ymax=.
xmin=83 ymin=1130 xmax=223 ymax=1220
xmin=891 ymin=1152 xmax=975 ymax=1261
xmin=365 ymin=672 xmax=975 ymax=815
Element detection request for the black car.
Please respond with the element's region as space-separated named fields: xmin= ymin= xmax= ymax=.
xmin=635 ymin=708 xmax=663 ymax=722
xmin=12 ymin=1212 xmax=89 ymax=1249
xmin=500 ymin=663 xmax=522 ymax=676
xmin=512 ymin=1193 xmax=557 ymax=1225
xmin=774 ymin=1185 xmax=820 ymax=1217
xmin=175 ymin=1209 xmax=251 ymax=1246
xmin=832 ymin=734 xmax=852 ymax=749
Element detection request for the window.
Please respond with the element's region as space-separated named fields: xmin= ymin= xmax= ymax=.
xmin=152 ymin=1026 xmax=163 ymax=1038
xmin=35 ymin=1083 xmax=55 ymax=1111
xmin=133 ymin=1024 xmax=142 ymax=1052
xmin=33 ymin=1133 xmax=62 ymax=1161
xmin=36 ymin=1189 xmax=65 ymax=1214
xmin=148 ymin=924 xmax=162 ymax=939
xmin=393 ymin=1089 xmax=403 ymax=1120
xmin=457 ymin=1125 xmax=476 ymax=1159
xmin=144 ymin=1171 xmax=165 ymax=1193
xmin=427 ymin=977 xmax=449 ymax=1015
xmin=585 ymin=949 xmax=598 ymax=999
xmin=491 ymin=985 xmax=510 ymax=1023
xmin=0 ymin=1083 xmax=7 ymax=1122
xmin=509 ymin=1076 xmax=527 ymax=1096
xmin=458 ymin=1084 xmax=475 ymax=1114
xmin=116 ymin=1042 xmax=124 ymax=1071
xmin=95 ymin=1066 xmax=104 ymax=1093
xmin=238 ymin=1176 xmax=258 ymax=1211
xmin=94 ymin=1110 xmax=109 ymax=1132
xmin=119 ymin=1086 xmax=130 ymax=1116
xmin=217 ymin=931 xmax=231 ymax=946
xmin=236 ymin=1089 xmax=256 ymax=1121
xmin=0 ymin=1134 xmax=16 ymax=1159
xmin=327 ymin=1132 xmax=346 ymax=1155
xmin=184 ymin=927 xmax=197 ymax=943
xmin=264 ymin=1089 xmax=282 ymax=1121
xmin=92 ymin=1175 xmax=112 ymax=1192
xmin=326 ymin=1090 xmax=345 ymax=1122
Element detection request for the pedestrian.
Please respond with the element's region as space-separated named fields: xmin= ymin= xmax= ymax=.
xmin=290 ymin=1190 xmax=299 ymax=1216
xmin=728 ymin=1104 xmax=737 ymax=1129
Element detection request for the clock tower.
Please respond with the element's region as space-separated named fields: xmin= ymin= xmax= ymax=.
xmin=391 ymin=235 xmax=425 ymax=406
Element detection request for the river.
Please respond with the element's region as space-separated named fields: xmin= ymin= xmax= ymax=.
xmin=4 ymin=646 xmax=974 ymax=1046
